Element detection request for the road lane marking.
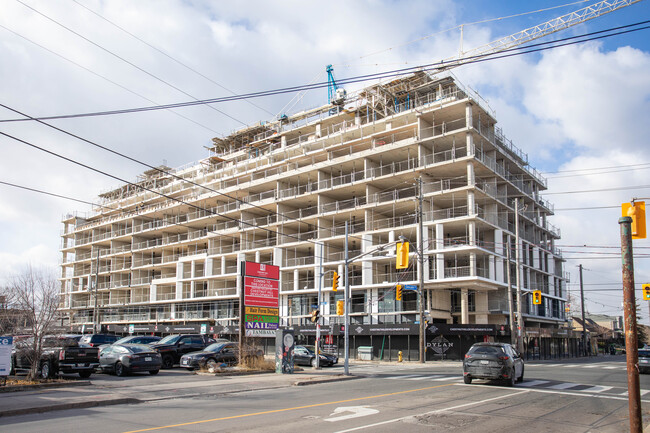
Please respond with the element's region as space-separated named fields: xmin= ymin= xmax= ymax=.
xmin=548 ymin=382 xmax=581 ymax=390
xmin=121 ymin=383 xmax=454 ymax=433
xmin=583 ymin=365 xmax=600 ymax=368
xmin=333 ymin=389 xmax=530 ymax=433
xmin=581 ymin=385 xmax=613 ymax=393
xmin=325 ymin=406 xmax=379 ymax=422
xmin=518 ymin=380 xmax=550 ymax=387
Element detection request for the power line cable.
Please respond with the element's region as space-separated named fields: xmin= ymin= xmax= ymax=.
xmin=0 ymin=22 xmax=221 ymax=135
xmin=0 ymin=102 xmax=373 ymax=246
xmin=2 ymin=19 xmax=649 ymax=123
xmin=14 ymin=0 xmax=246 ymax=130
xmin=70 ymin=0 xmax=274 ymax=117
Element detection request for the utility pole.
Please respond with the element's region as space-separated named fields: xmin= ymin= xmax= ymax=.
xmin=418 ymin=177 xmax=426 ymax=363
xmin=578 ymin=264 xmax=588 ymax=357
xmin=315 ymin=243 xmax=323 ymax=369
xmin=344 ymin=221 xmax=350 ymax=376
xmin=93 ymin=250 xmax=100 ymax=333
xmin=515 ymin=198 xmax=524 ymax=354
xmin=619 ymin=216 xmax=642 ymax=433
xmin=506 ymin=235 xmax=516 ymax=345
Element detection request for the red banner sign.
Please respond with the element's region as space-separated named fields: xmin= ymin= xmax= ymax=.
xmin=244 ymin=276 xmax=279 ymax=308
xmin=244 ymin=261 xmax=279 ymax=280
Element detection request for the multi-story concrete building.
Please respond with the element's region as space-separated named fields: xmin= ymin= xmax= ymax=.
xmin=59 ymin=72 xmax=569 ymax=358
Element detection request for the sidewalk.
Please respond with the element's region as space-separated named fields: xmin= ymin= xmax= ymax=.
xmin=0 ymin=369 xmax=357 ymax=418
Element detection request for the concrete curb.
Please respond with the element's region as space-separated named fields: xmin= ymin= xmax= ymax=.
xmin=0 ymin=397 xmax=141 ymax=418
xmin=294 ymin=375 xmax=362 ymax=386
xmin=0 ymin=380 xmax=91 ymax=393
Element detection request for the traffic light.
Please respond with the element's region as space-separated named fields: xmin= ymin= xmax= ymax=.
xmin=396 ymin=241 xmax=409 ymax=269
xmin=332 ymin=272 xmax=339 ymax=291
xmin=310 ymin=310 xmax=320 ymax=323
xmin=643 ymin=284 xmax=650 ymax=301
xmin=336 ymin=300 xmax=344 ymax=316
xmin=622 ymin=201 xmax=646 ymax=239
xmin=396 ymin=285 xmax=403 ymax=301
xmin=532 ymin=290 xmax=542 ymax=305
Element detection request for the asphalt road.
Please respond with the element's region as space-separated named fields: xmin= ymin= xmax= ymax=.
xmin=2 ymin=356 xmax=649 ymax=432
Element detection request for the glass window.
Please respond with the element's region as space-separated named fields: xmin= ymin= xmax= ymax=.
xmin=468 ymin=345 xmax=504 ymax=355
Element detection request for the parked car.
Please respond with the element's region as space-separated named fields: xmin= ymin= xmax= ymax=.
xmin=79 ymin=334 xmax=120 ymax=348
xmin=98 ymin=335 xmax=161 ymax=350
xmin=150 ymin=334 xmax=215 ymax=368
xmin=99 ymin=344 xmax=162 ymax=376
xmin=180 ymin=342 xmax=264 ymax=371
xmin=462 ymin=342 xmax=524 ymax=386
xmin=293 ymin=345 xmax=338 ymax=367
xmin=639 ymin=349 xmax=650 ymax=373
xmin=12 ymin=335 xmax=100 ymax=379
xmin=180 ymin=342 xmax=238 ymax=371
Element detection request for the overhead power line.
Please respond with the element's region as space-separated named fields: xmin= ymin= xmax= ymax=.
xmin=70 ymin=0 xmax=274 ymax=117
xmin=0 ymin=22 xmax=221 ymax=135
xmin=14 ymin=0 xmax=246 ymax=130
xmin=1 ymin=19 xmax=649 ymax=123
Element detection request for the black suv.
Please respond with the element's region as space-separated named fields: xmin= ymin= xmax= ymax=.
xmin=462 ymin=342 xmax=524 ymax=386
xmin=79 ymin=334 xmax=120 ymax=348
xmin=150 ymin=334 xmax=215 ymax=368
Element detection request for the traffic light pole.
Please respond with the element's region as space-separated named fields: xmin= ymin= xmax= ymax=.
xmin=506 ymin=235 xmax=516 ymax=345
xmin=344 ymin=222 xmax=350 ymax=376
xmin=619 ymin=216 xmax=642 ymax=433
xmin=515 ymin=198 xmax=524 ymax=354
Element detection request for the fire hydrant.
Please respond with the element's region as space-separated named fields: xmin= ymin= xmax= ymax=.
xmin=398 ymin=350 xmax=403 ymax=363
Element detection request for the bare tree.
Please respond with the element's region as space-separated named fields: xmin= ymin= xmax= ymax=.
xmin=3 ymin=266 xmax=60 ymax=379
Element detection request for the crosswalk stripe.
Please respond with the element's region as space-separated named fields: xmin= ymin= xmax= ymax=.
xmin=518 ymin=380 xmax=550 ymax=387
xmin=385 ymin=375 xmax=421 ymax=380
xmin=583 ymin=365 xmax=600 ymax=368
xmin=405 ymin=375 xmax=431 ymax=380
xmin=582 ymin=385 xmax=613 ymax=393
xmin=432 ymin=376 xmax=457 ymax=381
xmin=548 ymin=382 xmax=581 ymax=390
xmin=603 ymin=366 xmax=620 ymax=369
xmin=562 ymin=364 xmax=580 ymax=368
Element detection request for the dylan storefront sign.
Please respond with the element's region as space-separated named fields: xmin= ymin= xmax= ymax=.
xmin=427 ymin=335 xmax=453 ymax=355
xmin=242 ymin=262 xmax=280 ymax=337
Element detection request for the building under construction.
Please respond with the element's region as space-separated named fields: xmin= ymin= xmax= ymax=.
xmin=59 ymin=71 xmax=575 ymax=360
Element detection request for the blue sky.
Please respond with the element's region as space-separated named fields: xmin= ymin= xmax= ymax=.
xmin=1 ymin=0 xmax=649 ymax=322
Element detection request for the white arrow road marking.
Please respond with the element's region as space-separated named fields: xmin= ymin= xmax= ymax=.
xmin=325 ymin=406 xmax=379 ymax=422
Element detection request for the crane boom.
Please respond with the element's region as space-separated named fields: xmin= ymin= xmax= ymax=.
xmin=449 ymin=0 xmax=642 ymax=68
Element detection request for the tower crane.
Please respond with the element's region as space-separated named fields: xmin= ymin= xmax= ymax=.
xmin=436 ymin=0 xmax=642 ymax=73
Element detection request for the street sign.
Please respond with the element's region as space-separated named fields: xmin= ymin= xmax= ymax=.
xmin=0 ymin=336 xmax=13 ymax=377
xmin=404 ymin=284 xmax=417 ymax=291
